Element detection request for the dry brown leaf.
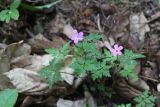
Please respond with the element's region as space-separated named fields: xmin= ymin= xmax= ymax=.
xmin=56 ymin=90 xmax=97 ymax=107
xmin=113 ymin=77 xmax=142 ymax=99
xmin=0 ymin=41 xmax=24 ymax=74
xmin=11 ymin=54 xmax=53 ymax=72
xmin=128 ymin=78 xmax=150 ymax=91
xmin=82 ymin=8 xmax=93 ymax=17
xmin=28 ymin=33 xmax=65 ymax=53
xmin=0 ymin=75 xmax=13 ymax=90
xmin=130 ymin=12 xmax=150 ymax=43
xmin=45 ymin=13 xmax=65 ymax=34
xmin=0 ymin=41 xmax=25 ymax=90
xmin=13 ymin=43 xmax=31 ymax=57
xmin=84 ymin=91 xmax=97 ymax=107
xmin=57 ymin=98 xmax=85 ymax=107
xmin=101 ymin=3 xmax=117 ymax=16
xmin=0 ymin=43 xmax=7 ymax=54
xmin=74 ymin=74 xmax=87 ymax=89
xmin=63 ymin=24 xmax=74 ymax=39
xmin=5 ymin=68 xmax=48 ymax=93
xmin=60 ymin=67 xmax=74 ymax=85
xmin=157 ymin=84 xmax=160 ymax=92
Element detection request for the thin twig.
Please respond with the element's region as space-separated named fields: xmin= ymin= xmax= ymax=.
xmin=140 ymin=76 xmax=159 ymax=82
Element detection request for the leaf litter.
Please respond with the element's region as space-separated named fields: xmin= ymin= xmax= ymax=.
xmin=0 ymin=0 xmax=159 ymax=107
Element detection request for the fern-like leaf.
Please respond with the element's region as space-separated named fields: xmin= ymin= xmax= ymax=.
xmin=104 ymin=49 xmax=117 ymax=63
xmin=123 ymin=49 xmax=145 ymax=60
xmin=84 ymin=33 xmax=101 ymax=42
xmin=71 ymin=34 xmax=110 ymax=80
xmin=115 ymin=104 xmax=132 ymax=107
xmin=39 ymin=42 xmax=70 ymax=87
xmin=134 ymin=91 xmax=156 ymax=107
xmin=118 ymin=49 xmax=145 ymax=79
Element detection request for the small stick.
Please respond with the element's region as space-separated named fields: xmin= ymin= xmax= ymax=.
xmin=140 ymin=75 xmax=159 ymax=82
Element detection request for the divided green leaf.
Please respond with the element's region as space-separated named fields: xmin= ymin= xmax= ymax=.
xmin=39 ymin=42 xmax=70 ymax=87
xmin=118 ymin=49 xmax=145 ymax=79
xmin=115 ymin=104 xmax=132 ymax=107
xmin=122 ymin=49 xmax=145 ymax=60
xmin=134 ymin=91 xmax=156 ymax=107
xmin=39 ymin=64 xmax=62 ymax=86
xmin=71 ymin=34 xmax=111 ymax=80
xmin=84 ymin=33 xmax=102 ymax=42
xmin=104 ymin=49 xmax=117 ymax=63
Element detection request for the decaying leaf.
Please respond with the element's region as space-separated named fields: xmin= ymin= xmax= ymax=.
xmin=128 ymin=78 xmax=150 ymax=91
xmin=0 ymin=55 xmax=10 ymax=74
xmin=103 ymin=37 xmax=115 ymax=50
xmin=11 ymin=55 xmax=53 ymax=72
xmin=56 ymin=89 xmax=97 ymax=107
xmin=84 ymin=90 xmax=97 ymax=107
xmin=57 ymin=98 xmax=85 ymax=107
xmin=0 ymin=43 xmax=7 ymax=54
xmin=130 ymin=12 xmax=150 ymax=43
xmin=82 ymin=8 xmax=93 ymax=17
xmin=45 ymin=13 xmax=65 ymax=34
xmin=5 ymin=41 xmax=23 ymax=58
xmin=155 ymin=92 xmax=160 ymax=107
xmin=63 ymin=24 xmax=74 ymax=39
xmin=28 ymin=34 xmax=65 ymax=53
xmin=101 ymin=3 xmax=116 ymax=16
xmin=0 ymin=75 xmax=13 ymax=90
xmin=113 ymin=77 xmax=142 ymax=99
xmin=5 ymin=68 xmax=48 ymax=93
xmin=157 ymin=84 xmax=160 ymax=92
xmin=0 ymin=41 xmax=25 ymax=90
xmin=13 ymin=43 xmax=31 ymax=57
xmin=0 ymin=41 xmax=24 ymax=74
xmin=74 ymin=74 xmax=87 ymax=89
xmin=60 ymin=67 xmax=74 ymax=85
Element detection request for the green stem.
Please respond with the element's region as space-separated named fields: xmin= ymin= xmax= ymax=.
xmin=20 ymin=0 xmax=63 ymax=11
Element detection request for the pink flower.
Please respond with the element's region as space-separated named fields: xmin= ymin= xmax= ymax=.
xmin=110 ymin=44 xmax=123 ymax=56
xmin=71 ymin=29 xmax=84 ymax=44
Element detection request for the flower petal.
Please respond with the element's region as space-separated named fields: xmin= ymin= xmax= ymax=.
xmin=72 ymin=30 xmax=78 ymax=37
xmin=73 ymin=38 xmax=79 ymax=44
xmin=109 ymin=48 xmax=115 ymax=53
xmin=110 ymin=48 xmax=117 ymax=56
xmin=71 ymin=35 xmax=76 ymax=40
xmin=78 ymin=32 xmax=84 ymax=40
xmin=114 ymin=44 xmax=119 ymax=49
xmin=118 ymin=46 xmax=123 ymax=50
xmin=73 ymin=29 xmax=78 ymax=34
xmin=112 ymin=51 xmax=118 ymax=56
xmin=117 ymin=51 xmax=122 ymax=55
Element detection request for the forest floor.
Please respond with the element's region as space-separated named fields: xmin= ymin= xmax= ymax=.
xmin=0 ymin=0 xmax=160 ymax=107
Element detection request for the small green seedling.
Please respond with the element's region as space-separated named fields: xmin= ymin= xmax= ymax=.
xmin=0 ymin=0 xmax=20 ymax=23
xmin=134 ymin=90 xmax=156 ymax=107
xmin=116 ymin=90 xmax=156 ymax=107
xmin=116 ymin=104 xmax=132 ymax=107
xmin=39 ymin=42 xmax=70 ymax=86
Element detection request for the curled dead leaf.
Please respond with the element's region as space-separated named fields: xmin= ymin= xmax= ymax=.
xmin=11 ymin=54 xmax=53 ymax=72
xmin=5 ymin=68 xmax=48 ymax=93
